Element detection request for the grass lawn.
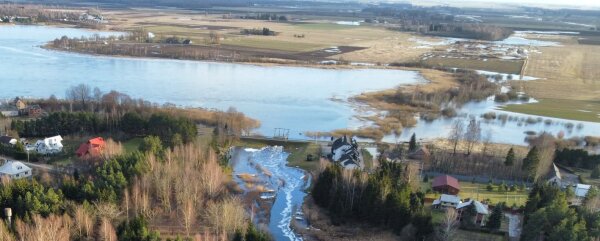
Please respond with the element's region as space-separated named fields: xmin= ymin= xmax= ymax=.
xmin=424 ymin=181 xmax=528 ymax=207
xmin=501 ymin=98 xmax=600 ymax=123
xmin=123 ymin=138 xmax=143 ymax=153
xmin=222 ymin=37 xmax=325 ymax=52
xmin=455 ymin=230 xmax=505 ymax=241
xmin=423 ymin=57 xmax=524 ymax=74
xmin=361 ymin=148 xmax=373 ymax=170
xmin=571 ymin=167 xmax=600 ymax=186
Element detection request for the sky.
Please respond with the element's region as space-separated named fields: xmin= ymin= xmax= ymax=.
xmin=401 ymin=0 xmax=600 ymax=8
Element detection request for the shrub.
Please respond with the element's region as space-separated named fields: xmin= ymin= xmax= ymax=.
xmin=494 ymin=93 xmax=509 ymax=102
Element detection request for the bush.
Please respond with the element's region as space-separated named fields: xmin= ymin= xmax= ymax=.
xmin=494 ymin=93 xmax=509 ymax=102
xmin=487 ymin=184 xmax=494 ymax=191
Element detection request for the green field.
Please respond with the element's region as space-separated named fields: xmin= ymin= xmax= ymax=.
xmin=423 ymin=57 xmax=524 ymax=74
xmin=455 ymin=230 xmax=505 ymax=241
xmin=223 ymin=38 xmax=325 ymax=52
xmin=502 ymin=98 xmax=600 ymax=123
xmin=123 ymin=138 xmax=144 ymax=153
xmin=425 ymin=182 xmax=528 ymax=207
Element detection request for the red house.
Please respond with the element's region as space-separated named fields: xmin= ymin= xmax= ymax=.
xmin=76 ymin=137 xmax=106 ymax=158
xmin=432 ymin=175 xmax=460 ymax=195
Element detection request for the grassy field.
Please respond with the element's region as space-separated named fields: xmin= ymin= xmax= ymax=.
xmin=516 ymin=37 xmax=600 ymax=121
xmin=455 ymin=230 xmax=505 ymax=241
xmin=423 ymin=57 xmax=524 ymax=74
xmin=502 ymin=98 xmax=600 ymax=123
xmin=222 ymin=37 xmax=325 ymax=52
xmin=570 ymin=167 xmax=600 ymax=187
xmin=123 ymin=137 xmax=143 ymax=153
xmin=102 ymin=9 xmax=429 ymax=64
xmin=424 ymin=182 xmax=528 ymax=207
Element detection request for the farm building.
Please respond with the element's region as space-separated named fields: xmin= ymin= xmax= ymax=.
xmin=76 ymin=137 xmax=106 ymax=158
xmin=330 ymin=135 xmax=361 ymax=169
xmin=0 ymin=160 xmax=32 ymax=179
xmin=409 ymin=146 xmax=430 ymax=160
xmin=457 ymin=200 xmax=490 ymax=227
xmin=0 ymin=136 xmax=17 ymax=146
xmin=32 ymin=135 xmax=63 ymax=154
xmin=432 ymin=175 xmax=461 ymax=195
xmin=432 ymin=194 xmax=461 ymax=208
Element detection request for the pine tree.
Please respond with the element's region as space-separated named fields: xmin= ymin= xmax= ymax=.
xmin=409 ymin=133 xmax=417 ymax=152
xmin=505 ymin=147 xmax=515 ymax=166
xmin=522 ymin=146 xmax=540 ymax=179
xmin=591 ymin=165 xmax=600 ymax=179
xmin=486 ymin=203 xmax=503 ymax=230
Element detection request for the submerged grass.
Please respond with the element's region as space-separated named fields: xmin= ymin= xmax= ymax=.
xmin=501 ymin=98 xmax=600 ymax=123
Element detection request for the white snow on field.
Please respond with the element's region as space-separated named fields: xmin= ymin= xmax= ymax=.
xmin=336 ymin=21 xmax=361 ymax=26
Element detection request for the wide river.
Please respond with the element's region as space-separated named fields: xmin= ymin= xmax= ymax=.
xmin=1 ymin=25 xmax=600 ymax=145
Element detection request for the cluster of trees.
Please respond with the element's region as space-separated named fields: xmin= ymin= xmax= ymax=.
xmin=521 ymin=183 xmax=600 ymax=241
xmin=424 ymin=23 xmax=513 ymax=41
xmin=11 ymin=111 xmax=197 ymax=147
xmin=241 ymin=13 xmax=287 ymax=21
xmin=0 ymin=4 xmax=81 ymax=23
xmin=240 ymin=28 xmax=277 ymax=36
xmin=0 ymin=179 xmax=64 ymax=220
xmin=555 ymin=148 xmax=600 ymax=170
xmin=312 ymin=160 xmax=433 ymax=239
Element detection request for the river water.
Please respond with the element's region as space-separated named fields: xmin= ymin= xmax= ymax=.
xmin=1 ymin=24 xmax=599 ymax=145
xmin=230 ymin=147 xmax=308 ymax=241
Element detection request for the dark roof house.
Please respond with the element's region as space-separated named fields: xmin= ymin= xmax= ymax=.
xmin=432 ymin=175 xmax=461 ymax=195
xmin=331 ymin=135 xmax=361 ymax=169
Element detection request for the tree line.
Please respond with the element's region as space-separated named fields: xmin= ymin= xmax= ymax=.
xmin=312 ymin=160 xmax=433 ymax=239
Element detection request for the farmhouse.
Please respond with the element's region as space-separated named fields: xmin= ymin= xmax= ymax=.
xmin=76 ymin=137 xmax=106 ymax=158
xmin=0 ymin=160 xmax=32 ymax=179
xmin=27 ymin=104 xmax=43 ymax=117
xmin=408 ymin=146 xmax=430 ymax=160
xmin=432 ymin=194 xmax=461 ymax=208
xmin=432 ymin=175 xmax=461 ymax=195
xmin=457 ymin=199 xmax=490 ymax=227
xmin=330 ymin=135 xmax=361 ymax=169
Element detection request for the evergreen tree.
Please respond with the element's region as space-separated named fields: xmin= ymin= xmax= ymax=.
xmin=522 ymin=147 xmax=540 ymax=179
xmin=486 ymin=203 xmax=504 ymax=230
xmin=460 ymin=203 xmax=477 ymax=228
xmin=505 ymin=147 xmax=515 ymax=166
xmin=591 ymin=165 xmax=600 ymax=179
xmin=409 ymin=133 xmax=417 ymax=152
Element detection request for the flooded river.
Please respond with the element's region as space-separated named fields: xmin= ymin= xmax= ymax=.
xmin=1 ymin=25 xmax=599 ymax=145
xmin=230 ymin=147 xmax=309 ymax=241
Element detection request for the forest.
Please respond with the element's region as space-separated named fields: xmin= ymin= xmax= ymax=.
xmin=311 ymin=160 xmax=433 ymax=239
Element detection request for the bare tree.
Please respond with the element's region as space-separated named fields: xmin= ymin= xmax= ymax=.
xmin=449 ymin=119 xmax=464 ymax=155
xmin=0 ymin=220 xmax=14 ymax=241
xmin=464 ymin=118 xmax=481 ymax=155
xmin=437 ymin=208 xmax=459 ymax=241
xmin=66 ymin=84 xmax=92 ymax=107
xmin=98 ymin=218 xmax=117 ymax=241
xmin=73 ymin=205 xmax=94 ymax=240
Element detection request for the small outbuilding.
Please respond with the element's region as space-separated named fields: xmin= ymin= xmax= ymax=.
xmin=432 ymin=175 xmax=461 ymax=195
xmin=457 ymin=199 xmax=490 ymax=227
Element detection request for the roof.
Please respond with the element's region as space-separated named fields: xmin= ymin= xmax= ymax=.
xmin=439 ymin=194 xmax=461 ymax=204
xmin=76 ymin=143 xmax=89 ymax=156
xmin=0 ymin=161 xmax=31 ymax=175
xmin=432 ymin=175 xmax=461 ymax=190
xmin=0 ymin=136 xmax=15 ymax=145
xmin=457 ymin=200 xmax=489 ymax=215
xmin=550 ymin=163 xmax=562 ymax=180
xmin=575 ymin=184 xmax=591 ymax=198
xmin=88 ymin=137 xmax=105 ymax=146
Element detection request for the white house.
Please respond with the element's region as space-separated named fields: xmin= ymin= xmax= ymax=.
xmin=0 ymin=160 xmax=32 ymax=179
xmin=34 ymin=135 xmax=63 ymax=154
xmin=0 ymin=110 xmax=18 ymax=117
xmin=0 ymin=136 xmax=17 ymax=146
xmin=432 ymin=194 xmax=461 ymax=208
xmin=331 ymin=136 xmax=361 ymax=169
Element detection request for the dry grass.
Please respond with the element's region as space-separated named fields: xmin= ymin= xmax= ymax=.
xmin=101 ymin=9 xmax=428 ymax=64
xmin=524 ymin=43 xmax=600 ymax=101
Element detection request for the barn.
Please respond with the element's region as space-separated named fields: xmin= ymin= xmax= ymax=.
xmin=432 ymin=175 xmax=460 ymax=195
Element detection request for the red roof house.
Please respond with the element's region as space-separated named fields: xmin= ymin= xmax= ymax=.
xmin=432 ymin=175 xmax=460 ymax=195
xmin=76 ymin=137 xmax=106 ymax=158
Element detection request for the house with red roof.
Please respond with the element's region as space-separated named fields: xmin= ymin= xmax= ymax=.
xmin=432 ymin=175 xmax=460 ymax=195
xmin=76 ymin=137 xmax=106 ymax=158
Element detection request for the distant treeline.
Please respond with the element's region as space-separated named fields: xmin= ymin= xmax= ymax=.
xmin=424 ymin=23 xmax=513 ymax=41
xmin=240 ymin=13 xmax=287 ymax=21
xmin=240 ymin=27 xmax=277 ymax=36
